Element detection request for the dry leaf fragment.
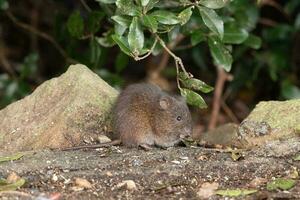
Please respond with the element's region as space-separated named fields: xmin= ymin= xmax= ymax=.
xmin=197 ymin=182 xmax=219 ymax=199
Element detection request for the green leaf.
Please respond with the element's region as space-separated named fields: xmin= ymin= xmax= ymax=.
xmin=243 ymin=34 xmax=262 ymax=49
xmin=87 ymin=11 xmax=104 ymax=34
xmin=0 ymin=0 xmax=9 ymax=10
xmin=20 ymin=53 xmax=38 ymax=80
xmin=0 ymin=178 xmax=26 ymax=191
xmin=96 ymin=37 xmax=114 ymax=47
xmin=295 ymin=13 xmax=300 ymax=30
xmin=223 ymin=23 xmax=249 ymax=44
xmin=150 ymin=10 xmax=180 ymax=25
xmin=180 ymin=88 xmax=207 ymax=108
xmin=179 ymin=72 xmax=213 ymax=93
xmin=90 ymin=38 xmax=102 ymax=68
xmin=128 ymin=17 xmax=144 ymax=54
xmin=152 ymin=42 xmax=163 ymax=56
xmin=67 ymin=10 xmax=84 ymax=38
xmin=168 ymin=25 xmax=180 ymax=41
xmin=116 ymin=0 xmax=141 ymax=16
xmin=267 ymin=178 xmax=297 ymax=191
xmin=111 ymin=15 xmax=131 ymax=27
xmin=144 ymin=0 xmax=159 ymax=12
xmin=178 ymin=7 xmax=193 ymax=25
xmin=0 ymin=153 xmax=24 ymax=163
xmin=293 ymin=154 xmax=300 ymax=161
xmin=141 ymin=0 xmax=150 ymax=6
xmin=216 ymin=189 xmax=257 ymax=197
xmin=281 ymin=80 xmax=300 ymax=99
xmin=208 ymin=35 xmax=232 ymax=71
xmin=115 ymin=23 xmax=127 ymax=35
xmin=95 ymin=0 xmax=116 ymax=3
xmin=112 ymin=34 xmax=132 ymax=56
xmin=96 ymin=30 xmax=115 ymax=47
xmin=142 ymin=15 xmax=158 ymax=33
xmin=0 ymin=178 xmax=6 ymax=185
xmin=285 ymin=0 xmax=300 ymax=14
xmin=231 ymin=151 xmax=243 ymax=161
xmin=190 ymin=30 xmax=206 ymax=46
xmin=199 ymin=0 xmax=229 ymax=9
xmin=181 ymin=137 xmax=198 ymax=147
xmin=198 ymin=6 xmax=224 ymax=39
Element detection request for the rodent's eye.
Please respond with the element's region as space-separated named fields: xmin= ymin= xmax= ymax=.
xmin=176 ymin=116 xmax=182 ymax=121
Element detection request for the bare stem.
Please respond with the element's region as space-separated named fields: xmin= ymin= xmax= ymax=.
xmin=134 ymin=38 xmax=158 ymax=61
xmin=154 ymin=34 xmax=187 ymax=73
xmin=155 ymin=34 xmax=188 ymax=89
xmin=5 ymin=11 xmax=77 ymax=64
xmin=80 ymin=0 xmax=92 ymax=12
xmin=154 ymin=34 xmax=190 ymax=89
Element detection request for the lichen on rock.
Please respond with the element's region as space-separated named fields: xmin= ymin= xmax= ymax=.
xmin=197 ymin=99 xmax=300 ymax=149
xmin=237 ymin=99 xmax=300 ymax=147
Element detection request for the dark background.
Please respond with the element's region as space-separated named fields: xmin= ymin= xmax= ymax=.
xmin=0 ymin=0 xmax=299 ymax=130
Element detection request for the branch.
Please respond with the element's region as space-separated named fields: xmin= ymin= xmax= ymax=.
xmin=259 ymin=18 xmax=278 ymax=27
xmin=0 ymin=43 xmax=16 ymax=77
xmin=5 ymin=11 xmax=77 ymax=64
xmin=208 ymin=66 xmax=233 ymax=130
xmin=259 ymin=0 xmax=290 ymax=20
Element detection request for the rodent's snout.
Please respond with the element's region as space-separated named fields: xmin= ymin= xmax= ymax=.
xmin=180 ymin=127 xmax=192 ymax=138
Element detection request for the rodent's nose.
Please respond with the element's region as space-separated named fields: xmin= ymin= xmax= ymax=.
xmin=180 ymin=127 xmax=192 ymax=138
xmin=184 ymin=127 xmax=192 ymax=135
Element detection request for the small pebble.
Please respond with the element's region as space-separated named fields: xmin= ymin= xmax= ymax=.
xmin=52 ymin=174 xmax=58 ymax=182
xmin=74 ymin=177 xmax=92 ymax=189
xmin=171 ymin=160 xmax=181 ymax=164
xmin=116 ymin=180 xmax=137 ymax=191
xmin=97 ymin=135 xmax=111 ymax=143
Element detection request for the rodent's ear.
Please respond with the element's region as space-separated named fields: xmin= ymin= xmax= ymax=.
xmin=159 ymin=96 xmax=171 ymax=110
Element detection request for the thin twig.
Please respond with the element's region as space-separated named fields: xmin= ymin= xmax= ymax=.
xmin=221 ymin=100 xmax=239 ymax=124
xmin=0 ymin=191 xmax=33 ymax=198
xmin=145 ymin=34 xmax=185 ymax=89
xmin=154 ymin=34 xmax=187 ymax=73
xmin=0 ymin=43 xmax=16 ymax=77
xmin=134 ymin=38 xmax=158 ymax=61
xmin=157 ymin=34 xmax=185 ymax=72
xmin=154 ymin=34 xmax=188 ymax=89
xmin=80 ymin=0 xmax=92 ymax=12
xmin=174 ymin=44 xmax=194 ymax=51
xmin=5 ymin=11 xmax=77 ymax=64
xmin=259 ymin=18 xmax=277 ymax=27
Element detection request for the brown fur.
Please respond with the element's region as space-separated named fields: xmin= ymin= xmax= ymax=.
xmin=113 ymin=83 xmax=192 ymax=148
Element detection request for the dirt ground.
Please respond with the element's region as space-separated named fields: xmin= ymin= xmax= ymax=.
xmin=1 ymin=138 xmax=300 ymax=200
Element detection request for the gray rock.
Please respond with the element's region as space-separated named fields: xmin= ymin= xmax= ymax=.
xmin=197 ymin=100 xmax=300 ymax=148
xmin=196 ymin=123 xmax=241 ymax=147
xmin=237 ymin=99 xmax=300 ymax=147
xmin=0 ymin=64 xmax=118 ymax=154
